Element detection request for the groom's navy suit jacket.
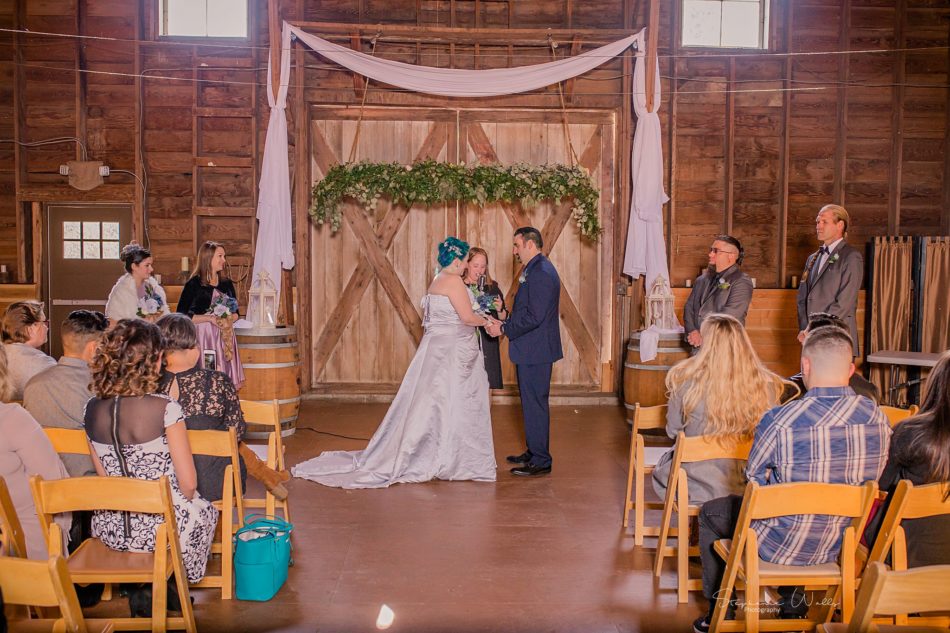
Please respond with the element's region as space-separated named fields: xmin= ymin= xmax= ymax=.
xmin=506 ymin=254 xmax=563 ymax=365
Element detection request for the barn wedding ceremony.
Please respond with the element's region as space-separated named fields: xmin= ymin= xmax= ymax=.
xmin=1 ymin=0 xmax=949 ymax=631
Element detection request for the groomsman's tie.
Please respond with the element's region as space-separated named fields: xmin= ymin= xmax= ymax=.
xmin=816 ymin=245 xmax=830 ymax=273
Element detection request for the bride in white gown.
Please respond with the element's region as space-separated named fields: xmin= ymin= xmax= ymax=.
xmin=292 ymin=237 xmax=498 ymax=489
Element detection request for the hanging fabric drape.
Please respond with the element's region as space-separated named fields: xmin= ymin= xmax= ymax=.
xmin=253 ymin=22 xmax=657 ymax=323
xmin=250 ymin=25 xmax=294 ymax=320
xmin=622 ymin=35 xmax=670 ymax=292
xmin=868 ymin=237 xmax=914 ymax=402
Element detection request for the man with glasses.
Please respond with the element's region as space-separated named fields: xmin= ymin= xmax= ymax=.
xmin=683 ymin=235 xmax=753 ymax=351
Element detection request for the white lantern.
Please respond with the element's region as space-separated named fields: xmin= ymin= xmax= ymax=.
xmin=646 ymin=275 xmax=676 ymax=330
xmin=248 ymin=270 xmax=278 ymax=327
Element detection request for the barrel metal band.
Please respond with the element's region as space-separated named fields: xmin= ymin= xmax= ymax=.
xmin=623 ymin=362 xmax=673 ymax=371
xmin=237 ymin=343 xmax=297 ymax=349
xmin=242 ymin=361 xmax=300 ymax=369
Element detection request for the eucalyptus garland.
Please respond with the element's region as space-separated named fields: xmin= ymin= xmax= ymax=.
xmin=309 ymin=159 xmax=601 ymax=239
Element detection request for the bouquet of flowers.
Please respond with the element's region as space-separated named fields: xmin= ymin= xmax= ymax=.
xmin=207 ymin=293 xmax=240 ymax=361
xmin=208 ymin=294 xmax=240 ymax=318
xmin=136 ymin=284 xmax=165 ymax=319
xmin=469 ymin=286 xmax=501 ymax=316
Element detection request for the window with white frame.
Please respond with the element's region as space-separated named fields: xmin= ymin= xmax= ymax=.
xmin=681 ymin=0 xmax=770 ymax=49
xmin=159 ymin=0 xmax=248 ymax=38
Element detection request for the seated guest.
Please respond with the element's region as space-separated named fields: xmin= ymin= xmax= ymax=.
xmin=693 ymin=326 xmax=890 ymax=633
xmin=785 ymin=312 xmax=880 ymax=403
xmin=105 ymin=242 xmax=170 ymax=322
xmin=1 ymin=300 xmax=56 ymax=400
xmin=866 ymin=350 xmax=950 ymax=567
xmin=157 ymin=314 xmax=288 ymax=502
xmin=653 ymin=314 xmax=786 ymax=504
xmin=85 ymin=319 xmax=217 ymax=600
xmin=23 ymin=310 xmax=108 ymax=477
xmin=0 ymin=345 xmax=71 ymax=560
xmin=683 ymin=235 xmax=753 ymax=352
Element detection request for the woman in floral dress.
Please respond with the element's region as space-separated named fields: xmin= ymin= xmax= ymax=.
xmin=84 ymin=319 xmax=217 ymax=593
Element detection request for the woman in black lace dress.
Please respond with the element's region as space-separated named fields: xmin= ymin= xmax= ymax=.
xmin=463 ymin=247 xmax=508 ymax=389
xmin=157 ymin=314 xmax=288 ymax=501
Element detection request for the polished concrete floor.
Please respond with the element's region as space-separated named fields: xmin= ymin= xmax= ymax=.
xmin=88 ymin=401 xmax=705 ymax=632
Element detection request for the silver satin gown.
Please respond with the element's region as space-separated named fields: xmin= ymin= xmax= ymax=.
xmin=292 ymin=292 xmax=497 ymax=488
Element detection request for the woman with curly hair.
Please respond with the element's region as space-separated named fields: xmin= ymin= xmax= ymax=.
xmin=1 ymin=300 xmax=56 ymax=400
xmin=293 ymin=236 xmax=498 ymax=488
xmin=652 ymin=313 xmax=788 ymax=504
xmin=83 ymin=319 xmax=217 ymax=610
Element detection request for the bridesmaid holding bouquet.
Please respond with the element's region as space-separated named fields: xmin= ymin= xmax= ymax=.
xmin=176 ymin=241 xmax=245 ymax=389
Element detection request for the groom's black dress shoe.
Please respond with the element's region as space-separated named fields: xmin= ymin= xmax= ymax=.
xmin=506 ymin=452 xmax=532 ymax=465
xmin=510 ymin=464 xmax=552 ymax=477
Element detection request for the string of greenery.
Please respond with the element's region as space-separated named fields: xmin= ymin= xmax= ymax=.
xmin=309 ymin=160 xmax=601 ymax=239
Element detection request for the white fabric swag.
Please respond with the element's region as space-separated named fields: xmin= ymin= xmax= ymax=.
xmin=252 ymin=22 xmax=664 ymax=322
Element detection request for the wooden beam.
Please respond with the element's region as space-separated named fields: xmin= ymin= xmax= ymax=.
xmin=288 ymin=21 xmax=641 ymax=45
xmin=13 ymin=0 xmax=25 ymax=280
xmin=31 ymin=202 xmax=42 ymax=286
xmin=945 ymin=18 xmax=950 ymax=236
xmin=76 ymin=0 xmax=87 ymax=162
xmin=777 ymin=0 xmax=793 ymax=288
xmin=833 ymin=0 xmax=850 ymax=205
xmin=294 ymin=0 xmax=313 ymax=390
xmin=133 ymin=0 xmax=144 ymax=250
xmin=724 ymin=57 xmax=735 ymax=235
xmin=268 ymin=0 xmax=281 ymax=101
xmin=350 ymin=35 xmax=366 ymax=99
xmin=644 ymin=0 xmax=660 ymax=112
xmin=888 ymin=0 xmax=906 ymax=235
xmin=563 ymin=37 xmax=582 ymax=104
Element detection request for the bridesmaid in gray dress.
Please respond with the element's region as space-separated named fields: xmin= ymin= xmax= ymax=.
xmin=293 ymin=237 xmax=498 ymax=489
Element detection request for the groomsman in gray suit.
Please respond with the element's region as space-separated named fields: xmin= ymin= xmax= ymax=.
xmin=683 ymin=235 xmax=754 ymax=351
xmin=796 ymin=204 xmax=864 ymax=356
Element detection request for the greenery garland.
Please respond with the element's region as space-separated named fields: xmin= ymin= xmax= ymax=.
xmin=309 ymin=159 xmax=601 ymax=239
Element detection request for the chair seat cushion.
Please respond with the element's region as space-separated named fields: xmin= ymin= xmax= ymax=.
xmin=67 ymin=538 xmax=165 ymax=582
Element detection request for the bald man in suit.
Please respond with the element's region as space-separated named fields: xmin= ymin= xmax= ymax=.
xmin=796 ymin=204 xmax=864 ymax=356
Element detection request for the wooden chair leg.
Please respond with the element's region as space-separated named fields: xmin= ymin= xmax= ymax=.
xmin=153 ymin=526 xmax=169 ymax=633
xmin=676 ymin=490 xmax=690 ymax=603
xmin=623 ymin=433 xmax=637 ymax=528
xmin=633 ymin=440 xmax=646 ymax=546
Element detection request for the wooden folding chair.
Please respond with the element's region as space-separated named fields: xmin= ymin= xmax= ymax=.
xmin=863 ymin=480 xmax=950 ymax=627
xmin=43 ymin=427 xmax=92 ymax=454
xmin=30 ymin=475 xmax=198 ymax=633
xmin=186 ymin=427 xmax=244 ymax=600
xmin=0 ymin=555 xmax=115 ymax=633
xmin=879 ymin=405 xmax=919 ymax=428
xmin=240 ymin=399 xmax=291 ymax=521
xmin=653 ymin=432 xmax=753 ymax=603
xmin=711 ymin=480 xmax=878 ymax=633
xmin=0 ymin=476 xmax=27 ymax=558
xmin=621 ymin=403 xmax=671 ymax=545
xmin=818 ymin=561 xmax=950 ymax=633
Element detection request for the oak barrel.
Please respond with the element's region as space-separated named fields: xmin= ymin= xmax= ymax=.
xmin=236 ymin=326 xmax=300 ymax=438
xmin=623 ymin=330 xmax=691 ymax=420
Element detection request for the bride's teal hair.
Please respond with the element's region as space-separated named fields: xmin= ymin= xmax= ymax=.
xmin=437 ymin=236 xmax=470 ymax=268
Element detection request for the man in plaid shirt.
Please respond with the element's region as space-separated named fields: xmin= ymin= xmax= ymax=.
xmin=693 ymin=326 xmax=890 ymax=633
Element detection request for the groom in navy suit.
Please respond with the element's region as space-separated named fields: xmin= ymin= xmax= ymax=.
xmin=486 ymin=227 xmax=562 ymax=477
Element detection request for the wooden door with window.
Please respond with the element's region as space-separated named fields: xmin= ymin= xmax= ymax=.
xmin=46 ymin=203 xmax=132 ymax=357
xmin=307 ymin=107 xmax=617 ymax=393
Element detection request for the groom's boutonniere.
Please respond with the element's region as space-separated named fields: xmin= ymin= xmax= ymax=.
xmin=518 ymin=271 xmax=527 ymax=284
xmin=717 ymin=279 xmax=731 ymax=291
xmin=828 ymin=253 xmax=840 ymax=265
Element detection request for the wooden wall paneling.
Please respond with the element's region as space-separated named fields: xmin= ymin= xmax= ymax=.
xmin=833 ymin=0 xmax=850 ymax=206
xmin=295 ymin=0 xmax=312 ymax=390
xmin=777 ymin=0 xmax=792 ymax=288
xmin=945 ymin=17 xmax=950 ymax=237
xmin=75 ymin=0 xmax=86 ymax=164
xmin=889 ymin=0 xmax=906 ymax=235
xmin=133 ymin=0 xmax=143 ymax=245
xmin=724 ymin=57 xmax=735 ymax=236
xmin=30 ymin=201 xmax=40 ymax=287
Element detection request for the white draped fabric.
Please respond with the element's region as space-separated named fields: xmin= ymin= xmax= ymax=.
xmin=622 ymin=40 xmax=671 ymax=291
xmin=253 ymin=22 xmax=666 ymax=324
xmin=250 ymin=25 xmax=295 ymax=321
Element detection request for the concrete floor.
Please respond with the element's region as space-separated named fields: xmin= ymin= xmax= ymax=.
xmin=87 ymin=400 xmax=705 ymax=632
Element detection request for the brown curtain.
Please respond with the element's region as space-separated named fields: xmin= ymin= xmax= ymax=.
xmin=869 ymin=237 xmax=914 ymax=399
xmin=920 ymin=238 xmax=950 ymax=396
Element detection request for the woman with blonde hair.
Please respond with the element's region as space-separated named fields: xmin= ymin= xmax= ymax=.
xmin=1 ymin=300 xmax=56 ymax=400
xmin=652 ymin=313 xmax=787 ymax=503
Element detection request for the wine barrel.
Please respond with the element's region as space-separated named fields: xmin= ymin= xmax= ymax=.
xmin=236 ymin=326 xmax=300 ymax=438
xmin=623 ymin=331 xmax=691 ymax=422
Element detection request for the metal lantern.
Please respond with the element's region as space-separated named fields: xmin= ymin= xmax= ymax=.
xmin=646 ymin=275 xmax=676 ymax=330
xmin=248 ymin=270 xmax=278 ymax=327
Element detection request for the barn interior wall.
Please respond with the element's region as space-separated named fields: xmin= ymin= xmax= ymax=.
xmin=0 ymin=0 xmax=947 ymax=298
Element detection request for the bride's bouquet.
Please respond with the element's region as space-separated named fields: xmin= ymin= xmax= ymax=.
xmin=472 ymin=293 xmax=499 ymax=316
xmin=136 ymin=284 xmax=165 ymax=319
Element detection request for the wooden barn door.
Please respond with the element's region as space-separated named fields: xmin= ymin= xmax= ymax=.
xmin=308 ymin=107 xmax=616 ymax=393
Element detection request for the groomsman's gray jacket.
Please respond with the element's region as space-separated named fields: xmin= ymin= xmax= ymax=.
xmin=796 ymin=241 xmax=864 ymax=355
xmin=683 ymin=264 xmax=754 ymax=334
